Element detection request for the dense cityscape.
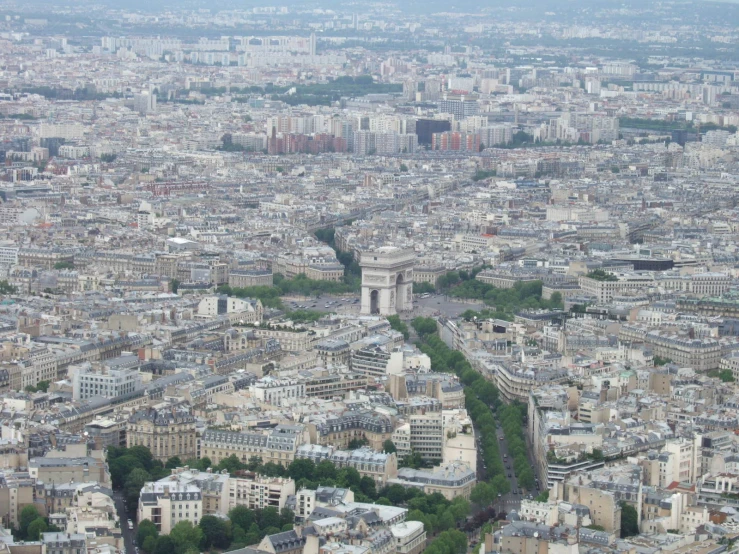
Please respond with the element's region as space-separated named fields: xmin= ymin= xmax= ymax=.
xmin=0 ymin=2 xmax=739 ymax=554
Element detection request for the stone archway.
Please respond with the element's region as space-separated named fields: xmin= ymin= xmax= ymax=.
xmin=395 ymin=273 xmax=404 ymax=312
xmin=370 ymin=289 xmax=380 ymax=314
xmin=360 ymin=247 xmax=416 ymax=316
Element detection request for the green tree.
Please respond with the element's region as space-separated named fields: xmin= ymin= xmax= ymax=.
xmin=491 ymin=474 xmax=510 ymax=495
xmin=165 ymin=456 xmax=182 ymax=470
xmin=411 ymin=317 xmax=437 ymax=338
xmin=470 ymin=482 xmax=496 ymax=505
xmin=449 ymin=497 xmax=470 ymax=521
xmin=143 ymin=536 xmax=157 ymax=554
xmin=382 ymin=440 xmax=397 ymax=454
xmin=288 ymin=458 xmax=315 ymax=482
xmin=280 ymin=507 xmax=295 ymax=528
xmin=337 ymin=467 xmax=361 ymax=488
xmin=439 ymin=510 xmax=456 ymax=531
xmin=259 ymin=462 xmax=286 ymax=477
xmin=171 ymin=279 xmax=180 ymax=294
xmin=413 ymin=282 xmax=436 ymax=294
xmin=137 ymin=519 xmax=159 ymax=547
xmin=259 ymin=507 xmax=281 ymax=530
xmin=112 ymin=454 xmax=147 ymax=488
xmin=719 ymin=369 xmax=735 ymax=382
xmin=0 ymin=280 xmax=18 ymax=294
xmin=140 ymin=535 xmax=157 ymax=554
xmin=170 ymin=521 xmax=204 ymax=554
xmin=153 ymin=535 xmax=176 ymax=554
xmin=231 ymin=524 xmax=248 ymax=547
xmin=359 ymin=476 xmax=377 ymax=498
xmin=399 ymin=163 xmax=408 ymax=172
xmin=199 ymin=515 xmax=230 ymax=549
xmin=586 ymin=269 xmax=618 ymax=282
xmin=125 ymin=468 xmax=151 ymax=507
xmin=386 ymin=315 xmax=410 ymax=340
xmin=19 ymin=505 xmax=40 ymax=538
xmin=315 ymin=460 xmax=338 ymax=481
xmin=216 ymin=454 xmax=246 ymax=474
xmin=54 ymin=261 xmax=74 ymax=270
xmin=26 ymin=518 xmax=47 ymax=541
xmin=620 ymin=502 xmax=639 ymax=538
xmin=518 ymin=468 xmax=535 ymax=490
xmin=228 ymin=506 xmax=256 ymax=532
xmin=127 ymin=445 xmax=156 ymax=470
xmin=246 ymin=456 xmax=263 ymax=471
xmin=347 ymin=438 xmax=369 ymax=449
xmin=399 ymin=451 xmax=425 ymax=469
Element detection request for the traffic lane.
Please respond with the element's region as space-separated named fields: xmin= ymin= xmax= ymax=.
xmin=412 ymin=295 xmax=485 ymax=319
xmin=284 ymin=296 xmax=359 ymax=313
xmin=282 ymin=294 xmax=485 ymax=319
xmin=497 ymin=433 xmax=522 ymax=512
xmin=114 ymin=491 xmax=135 ymax=554
xmin=497 ymin=433 xmax=541 ymax=505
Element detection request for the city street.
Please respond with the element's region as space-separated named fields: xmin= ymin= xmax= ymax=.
xmin=476 ymin=422 xmax=541 ymax=518
xmin=282 ymin=293 xmax=485 ymax=319
xmin=113 ymin=491 xmax=136 ymax=554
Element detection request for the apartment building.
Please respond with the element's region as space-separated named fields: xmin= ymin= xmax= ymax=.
xmin=28 ymin=455 xmax=110 ymax=487
xmin=657 ymin=272 xmax=731 ymax=296
xmin=72 ymin=365 xmax=142 ymax=401
xmin=413 ymin=265 xmax=446 ymax=286
xmin=17 ymin=247 xmax=75 ymax=270
xmin=0 ymin=244 xmax=19 ymax=267
xmin=557 ymin=479 xmax=622 ymax=535
xmin=250 ymin=377 xmax=306 ymax=406
xmin=528 ymin=387 xmax=606 ymax=487
xmin=476 ymin=271 xmax=541 ymax=290
xmin=0 ymin=471 xmax=35 ymax=527
xmin=200 ymin=425 xmax=309 ymax=468
xmin=720 ymin=351 xmax=739 ymax=381
xmin=304 ymin=372 xmax=368 ymax=399
xmin=579 ymin=273 xmax=654 ymax=303
xmin=228 ymin=269 xmax=273 ymax=288
xmin=227 ymin=473 xmax=295 ymax=512
xmin=496 ymin=361 xmax=569 ymax=404
xmin=408 ymin=412 xmax=443 ymax=462
xmin=127 ymin=407 xmax=197 ymax=462
xmin=653 ymin=438 xmax=702 ymax=487
xmin=163 ymin=466 xmax=295 ymax=515
xmin=314 ymin=412 xmax=394 ymax=451
xmin=41 ymin=533 xmax=87 ymax=554
xmin=273 ymin=254 xmax=344 ymax=282
xmin=138 ymin=482 xmax=202 ymax=533
xmin=295 ymin=487 xmax=355 ymax=521
xmin=197 ymin=295 xmax=263 ymax=322
xmin=390 ymin=461 xmax=476 ymax=500
xmin=391 ymin=521 xmax=426 ymax=554
xmin=350 ymin=345 xmax=403 ymax=378
xmin=295 ymin=445 xmax=398 ymax=485
xmin=314 ymin=340 xmax=351 ymax=367
xmin=250 ymin=327 xmax=312 ymax=352
xmin=618 ymin=324 xmax=722 ymax=371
